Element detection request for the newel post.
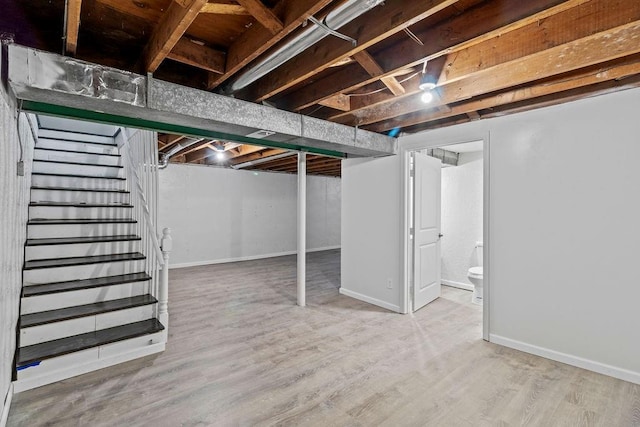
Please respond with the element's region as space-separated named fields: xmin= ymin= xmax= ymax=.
xmin=159 ymin=228 xmax=172 ymax=337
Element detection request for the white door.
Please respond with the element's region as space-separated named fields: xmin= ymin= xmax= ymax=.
xmin=413 ymin=152 xmax=442 ymax=311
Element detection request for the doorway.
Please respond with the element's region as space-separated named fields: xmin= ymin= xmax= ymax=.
xmin=402 ymin=137 xmax=489 ymax=340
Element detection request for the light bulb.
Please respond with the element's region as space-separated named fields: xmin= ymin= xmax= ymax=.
xmin=421 ymin=91 xmax=434 ymax=104
xmin=216 ymin=151 xmax=226 ymax=161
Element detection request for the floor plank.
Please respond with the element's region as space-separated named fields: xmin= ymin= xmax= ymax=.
xmin=8 ymin=250 xmax=640 ymax=426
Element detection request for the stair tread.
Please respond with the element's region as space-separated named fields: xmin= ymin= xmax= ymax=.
xmin=32 ymin=172 xmax=126 ymax=180
xmin=21 ymin=295 xmax=157 ymax=328
xmin=24 ymin=252 xmax=145 ymax=270
xmin=34 ymin=159 xmax=123 ymax=168
xmin=29 ymin=201 xmax=133 ymax=208
xmin=31 ymin=186 xmax=129 ymax=193
xmin=23 ymin=272 xmax=152 ymax=296
xmin=17 ymin=319 xmax=164 ymax=366
xmin=26 ymin=235 xmax=141 ymax=246
xmin=28 ymin=218 xmax=136 ymax=225
xmin=37 ymin=136 xmax=117 ymax=147
xmin=35 ymin=147 xmax=121 ymax=157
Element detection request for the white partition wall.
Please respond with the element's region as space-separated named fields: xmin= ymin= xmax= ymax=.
xmin=400 ymin=87 xmax=640 ymax=384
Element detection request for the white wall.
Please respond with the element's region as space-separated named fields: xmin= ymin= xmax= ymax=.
xmin=0 ymin=87 xmax=35 ymax=420
xmin=441 ymin=152 xmax=483 ymax=287
xmin=400 ymin=87 xmax=640 ymax=384
xmin=340 ymin=156 xmax=402 ymax=312
xmin=159 ymin=164 xmax=340 ymax=268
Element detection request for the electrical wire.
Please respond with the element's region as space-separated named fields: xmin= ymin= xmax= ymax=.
xmin=15 ymin=100 xmax=24 ymax=162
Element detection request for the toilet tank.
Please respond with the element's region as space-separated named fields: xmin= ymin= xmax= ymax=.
xmin=472 ymin=241 xmax=483 ymax=267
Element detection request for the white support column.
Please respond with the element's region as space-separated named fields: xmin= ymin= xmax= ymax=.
xmin=297 ymin=152 xmax=306 ymax=307
xmin=159 ymin=228 xmax=172 ymax=338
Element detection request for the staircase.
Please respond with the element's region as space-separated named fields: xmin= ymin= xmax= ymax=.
xmin=15 ymin=119 xmax=167 ymax=392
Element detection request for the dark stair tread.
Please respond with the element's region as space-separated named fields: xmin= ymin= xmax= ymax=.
xmin=29 ymin=201 xmax=133 ymax=208
xmin=37 ymin=135 xmax=118 ymax=147
xmin=31 ymin=186 xmax=129 ymax=194
xmin=26 ymin=235 xmax=141 ymax=246
xmin=32 ymin=172 xmax=125 ymax=180
xmin=33 ymin=159 xmax=123 ymax=168
xmin=23 ymin=272 xmax=152 ymax=297
xmin=21 ymin=295 xmax=157 ymax=328
xmin=17 ymin=319 xmax=164 ymax=366
xmin=28 ymin=218 xmax=136 ymax=225
xmin=35 ymin=146 xmax=121 ymax=157
xmin=24 ymin=252 xmax=145 ymax=270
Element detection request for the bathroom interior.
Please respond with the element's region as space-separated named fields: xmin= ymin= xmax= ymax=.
xmin=427 ymin=140 xmax=484 ymax=306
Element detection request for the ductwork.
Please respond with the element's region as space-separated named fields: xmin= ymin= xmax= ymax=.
xmin=158 ymin=138 xmax=205 ymax=169
xmin=227 ymin=0 xmax=385 ymax=93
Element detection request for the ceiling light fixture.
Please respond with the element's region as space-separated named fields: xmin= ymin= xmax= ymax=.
xmin=419 ymin=60 xmax=437 ymax=103
xmin=420 ymin=91 xmax=434 ymax=104
xmin=216 ymin=151 xmax=226 ymax=161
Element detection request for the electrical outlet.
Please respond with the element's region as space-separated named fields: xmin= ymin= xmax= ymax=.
xmin=387 ymin=278 xmax=393 ymax=289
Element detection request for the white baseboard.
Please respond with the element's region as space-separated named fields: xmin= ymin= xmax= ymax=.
xmin=339 ymin=288 xmax=400 ymax=313
xmin=490 ymin=334 xmax=640 ymax=385
xmin=0 ymin=383 xmax=13 ymax=427
xmin=13 ymin=343 xmax=165 ymax=393
xmin=169 ymin=246 xmax=341 ymax=269
xmin=442 ymin=279 xmax=474 ymax=291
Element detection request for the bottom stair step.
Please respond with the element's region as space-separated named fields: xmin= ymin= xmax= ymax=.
xmin=21 ymin=295 xmax=157 ymax=328
xmin=18 ymin=319 xmax=164 ymax=366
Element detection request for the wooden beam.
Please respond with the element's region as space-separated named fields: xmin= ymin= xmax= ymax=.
xmin=281 ymin=0 xmax=582 ymax=112
xmin=185 ymin=146 xmax=216 ymax=163
xmin=143 ymin=0 xmax=209 ymax=72
xmin=65 ymin=0 xmax=82 ymax=56
xmin=201 ymin=3 xmax=250 ymax=15
xmin=239 ymin=0 xmax=459 ymax=102
xmin=352 ymin=51 xmax=405 ymax=96
xmin=228 ymin=148 xmax=287 ymax=165
xmin=208 ymin=0 xmax=333 ymax=89
xmin=367 ymin=56 xmax=640 ymax=132
xmin=159 ymin=135 xmax=187 ymax=153
xmin=236 ymin=0 xmax=283 ymax=34
xmin=318 ymin=94 xmax=351 ymax=112
xmin=167 ymin=38 xmax=226 ymax=74
xmin=227 ymin=144 xmax=268 ymax=159
xmin=333 ymin=3 xmax=640 ymax=126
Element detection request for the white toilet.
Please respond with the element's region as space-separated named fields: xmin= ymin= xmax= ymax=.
xmin=467 ymin=242 xmax=483 ymax=305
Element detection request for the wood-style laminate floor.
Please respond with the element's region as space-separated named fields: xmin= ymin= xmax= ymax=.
xmin=8 ymin=250 xmax=640 ymax=426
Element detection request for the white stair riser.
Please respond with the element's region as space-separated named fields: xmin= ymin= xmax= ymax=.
xmin=29 ymin=206 xmax=133 ymax=220
xmin=38 ymin=129 xmax=116 ymax=145
xmin=21 ymin=282 xmax=149 ymax=314
xmin=34 ymin=149 xmax=121 ymax=167
xmin=26 ymin=240 xmax=141 ymax=261
xmin=31 ymin=189 xmax=130 ymax=204
xmin=20 ymin=305 xmax=155 ymax=346
xmin=37 ymin=138 xmax=118 ymax=155
xmin=16 ymin=332 xmax=164 ymax=385
xmin=24 ymin=259 xmax=146 ymax=284
xmin=27 ymin=223 xmax=136 ymax=239
xmin=31 ymin=174 xmax=126 ymax=190
xmin=33 ymin=162 xmax=122 ymax=178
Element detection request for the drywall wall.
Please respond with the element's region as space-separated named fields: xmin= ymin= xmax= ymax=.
xmin=158 ymin=164 xmax=340 ymax=267
xmin=400 ymin=87 xmax=640 ymax=383
xmin=441 ymin=152 xmax=483 ymax=288
xmin=341 ymin=156 xmax=402 ymax=312
xmin=0 ymin=86 xmax=34 ymax=420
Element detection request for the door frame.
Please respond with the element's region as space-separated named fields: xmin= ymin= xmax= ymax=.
xmin=400 ymin=132 xmax=491 ymax=341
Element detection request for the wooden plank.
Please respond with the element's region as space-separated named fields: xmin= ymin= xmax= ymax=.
xmin=228 ymin=148 xmax=287 ymax=165
xmin=167 ymin=38 xmax=226 ymax=74
xmin=201 ymin=3 xmax=250 ymax=15
xmin=281 ymin=0 xmax=581 ymax=112
xmin=208 ymin=0 xmax=334 ymax=89
xmin=318 ymin=94 xmax=351 ymax=112
xmin=368 ymin=56 xmax=640 ymax=132
xmin=239 ymin=0 xmax=460 ymax=102
xmin=185 ymin=147 xmax=216 ymax=163
xmin=65 ymin=0 xmax=83 ymax=55
xmin=236 ymin=0 xmax=283 ymax=34
xmin=333 ymin=4 xmax=640 ymax=126
xmin=353 ymin=51 xmax=405 ymax=96
xmin=143 ymin=0 xmax=209 ymax=72
xmin=227 ymin=144 xmax=268 ymax=159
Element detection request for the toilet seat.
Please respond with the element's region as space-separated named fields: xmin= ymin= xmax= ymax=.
xmin=468 ymin=266 xmax=483 ymax=279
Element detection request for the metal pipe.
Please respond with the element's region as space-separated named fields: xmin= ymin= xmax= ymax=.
xmin=232 ymin=151 xmax=296 ymax=169
xmin=228 ymin=0 xmax=385 ymax=92
xmin=158 ymin=138 xmax=205 ymax=169
xmin=297 ymin=152 xmax=307 ymax=307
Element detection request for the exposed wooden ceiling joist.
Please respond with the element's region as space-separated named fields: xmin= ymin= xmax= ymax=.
xmin=65 ymin=0 xmax=82 ymax=56
xmin=352 ymin=51 xmax=405 ymax=96
xmin=200 ymin=3 xmax=250 ymax=15
xmin=238 ymin=0 xmax=460 ymax=102
xmin=236 ymin=0 xmax=283 ymax=34
xmin=144 ymin=0 xmax=209 ymax=72
xmin=166 ymin=38 xmax=226 ymax=74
